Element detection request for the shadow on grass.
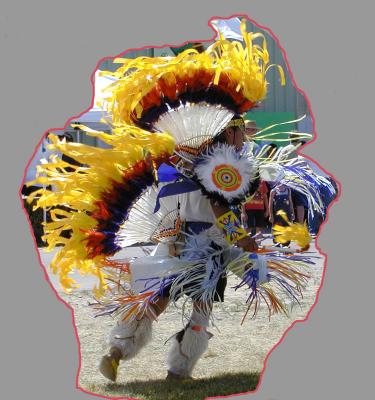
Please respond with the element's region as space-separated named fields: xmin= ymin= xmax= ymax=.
xmin=87 ymin=372 xmax=260 ymax=400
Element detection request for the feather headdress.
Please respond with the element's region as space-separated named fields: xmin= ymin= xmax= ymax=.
xmin=101 ymin=19 xmax=284 ymax=155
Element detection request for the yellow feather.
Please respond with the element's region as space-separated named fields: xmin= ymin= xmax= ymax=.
xmin=272 ymin=211 xmax=311 ymax=248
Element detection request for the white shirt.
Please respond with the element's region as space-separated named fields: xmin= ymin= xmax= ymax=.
xmin=178 ymin=190 xmax=216 ymax=223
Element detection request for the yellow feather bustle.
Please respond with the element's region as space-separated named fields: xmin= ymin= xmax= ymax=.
xmin=27 ymin=127 xmax=174 ymax=295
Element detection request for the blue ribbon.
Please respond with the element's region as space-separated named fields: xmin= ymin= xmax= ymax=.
xmin=157 ymin=163 xmax=181 ymax=182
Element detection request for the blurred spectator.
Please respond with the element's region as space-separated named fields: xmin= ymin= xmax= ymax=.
xmin=22 ymin=134 xmax=55 ymax=246
xmin=244 ymin=120 xmax=258 ymax=139
xmin=292 ymin=191 xmax=307 ymax=224
xmin=244 ymin=120 xmax=260 ymax=154
xmin=241 ymin=181 xmax=269 ymax=236
xmin=268 ymin=183 xmax=294 ymax=246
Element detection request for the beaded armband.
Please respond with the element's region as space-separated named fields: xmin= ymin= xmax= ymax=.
xmin=216 ymin=210 xmax=248 ymax=244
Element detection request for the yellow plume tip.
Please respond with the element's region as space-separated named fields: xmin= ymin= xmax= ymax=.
xmin=272 ymin=211 xmax=311 ymax=248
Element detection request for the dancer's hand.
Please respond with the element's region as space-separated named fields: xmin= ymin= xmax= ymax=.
xmin=237 ymin=236 xmax=258 ymax=252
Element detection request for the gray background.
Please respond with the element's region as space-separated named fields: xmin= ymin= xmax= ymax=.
xmin=1 ymin=0 xmax=373 ymax=399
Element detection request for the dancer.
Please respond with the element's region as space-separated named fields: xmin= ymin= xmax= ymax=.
xmin=24 ymin=20 xmax=324 ymax=382
xmin=99 ymin=116 xmax=262 ymax=381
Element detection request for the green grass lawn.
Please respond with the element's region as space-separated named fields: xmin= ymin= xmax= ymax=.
xmin=85 ymin=372 xmax=260 ymax=400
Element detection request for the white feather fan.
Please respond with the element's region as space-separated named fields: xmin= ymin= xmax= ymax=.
xmin=115 ymin=185 xmax=180 ymax=248
xmin=153 ymin=102 xmax=234 ymax=160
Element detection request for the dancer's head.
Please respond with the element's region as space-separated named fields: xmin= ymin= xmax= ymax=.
xmin=217 ymin=115 xmax=246 ymax=150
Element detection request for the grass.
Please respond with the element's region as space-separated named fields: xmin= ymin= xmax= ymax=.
xmin=85 ymin=372 xmax=260 ymax=400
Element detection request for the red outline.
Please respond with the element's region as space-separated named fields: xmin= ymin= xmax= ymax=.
xmin=18 ymin=13 xmax=341 ymax=400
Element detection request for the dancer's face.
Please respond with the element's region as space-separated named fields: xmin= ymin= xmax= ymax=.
xmin=224 ymin=126 xmax=245 ymax=150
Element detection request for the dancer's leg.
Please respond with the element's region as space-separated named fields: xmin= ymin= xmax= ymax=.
xmin=166 ymin=301 xmax=212 ymax=379
xmin=99 ymin=296 xmax=169 ymax=381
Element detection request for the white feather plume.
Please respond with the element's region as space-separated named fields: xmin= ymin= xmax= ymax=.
xmin=195 ymin=143 xmax=258 ymax=202
xmin=153 ymin=102 xmax=234 ymax=152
